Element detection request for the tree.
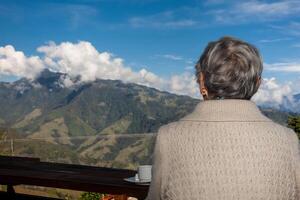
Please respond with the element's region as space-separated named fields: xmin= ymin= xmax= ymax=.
xmin=287 ymin=116 xmax=300 ymax=139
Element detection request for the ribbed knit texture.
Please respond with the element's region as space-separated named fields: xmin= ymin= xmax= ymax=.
xmin=145 ymin=99 xmax=300 ymax=200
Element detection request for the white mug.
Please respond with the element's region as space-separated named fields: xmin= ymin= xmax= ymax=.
xmin=138 ymin=165 xmax=152 ymax=181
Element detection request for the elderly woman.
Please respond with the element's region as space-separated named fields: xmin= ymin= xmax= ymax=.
xmin=146 ymin=36 xmax=300 ymax=200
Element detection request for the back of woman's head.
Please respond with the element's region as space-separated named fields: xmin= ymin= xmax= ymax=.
xmin=195 ymin=36 xmax=263 ymax=100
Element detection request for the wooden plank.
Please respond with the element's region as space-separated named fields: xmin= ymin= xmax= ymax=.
xmin=0 ymin=157 xmax=149 ymax=199
xmin=0 ymin=159 xmax=134 ymax=178
xmin=0 ymin=170 xmax=148 ymax=199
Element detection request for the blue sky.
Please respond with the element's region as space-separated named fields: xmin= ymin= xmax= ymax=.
xmin=0 ymin=0 xmax=300 ymax=105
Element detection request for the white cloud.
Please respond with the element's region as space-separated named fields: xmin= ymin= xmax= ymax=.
xmin=60 ymin=76 xmax=75 ymax=88
xmin=37 ymin=41 xmax=167 ymax=89
xmin=36 ymin=41 xmax=200 ymax=96
xmin=292 ymin=44 xmax=300 ymax=48
xmin=0 ymin=45 xmax=44 ymax=79
xmin=184 ymin=66 xmax=194 ymax=70
xmin=290 ymin=77 xmax=300 ymax=94
xmin=38 ymin=41 xmax=200 ymax=97
xmin=238 ymin=1 xmax=300 ymax=16
xmin=129 ymin=10 xmax=198 ymax=28
xmin=156 ymin=54 xmax=183 ymax=61
xmin=130 ymin=17 xmax=197 ymax=28
xmin=209 ymin=1 xmax=300 ymax=24
xmin=125 ymin=1 xmax=300 ymax=29
xmin=38 ymin=41 xmax=124 ymax=82
xmin=66 ymin=5 xmax=98 ymax=29
xmin=258 ymin=37 xmax=292 ymax=43
xmin=252 ymin=77 xmax=299 ymax=111
xmin=1 ymin=41 xmax=300 ymax=110
xmin=0 ymin=41 xmax=199 ymax=97
xmin=186 ymin=60 xmax=194 ymax=64
xmin=270 ymin=22 xmax=300 ymax=36
xmin=265 ymin=62 xmax=300 ymax=72
xmin=169 ymin=72 xmax=199 ymax=97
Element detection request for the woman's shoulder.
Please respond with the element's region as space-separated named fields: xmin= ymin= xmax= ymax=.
xmin=156 ymin=118 xmax=299 ymax=141
xmin=283 ymin=126 xmax=299 ymax=147
xmin=155 ymin=120 xmax=195 ymax=139
xmin=270 ymin=122 xmax=298 ymax=140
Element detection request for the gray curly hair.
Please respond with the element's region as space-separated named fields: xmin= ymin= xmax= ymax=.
xmin=195 ymin=36 xmax=263 ymax=100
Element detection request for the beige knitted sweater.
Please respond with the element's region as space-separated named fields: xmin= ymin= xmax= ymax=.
xmin=145 ymin=99 xmax=300 ymax=200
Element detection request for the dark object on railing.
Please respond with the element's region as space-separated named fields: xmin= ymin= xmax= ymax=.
xmin=0 ymin=156 xmax=149 ymax=199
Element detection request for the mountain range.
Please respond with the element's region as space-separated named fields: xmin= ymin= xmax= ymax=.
xmin=0 ymin=69 xmax=298 ymax=169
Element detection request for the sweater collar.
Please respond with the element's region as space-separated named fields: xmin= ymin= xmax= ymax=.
xmin=180 ymin=99 xmax=273 ymax=122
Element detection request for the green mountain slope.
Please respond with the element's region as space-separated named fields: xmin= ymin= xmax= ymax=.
xmin=0 ymin=70 xmax=198 ymax=168
xmin=0 ymin=70 xmax=298 ymax=169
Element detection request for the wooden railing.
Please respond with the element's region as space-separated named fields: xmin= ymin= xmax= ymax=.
xmin=0 ymin=156 xmax=149 ymax=199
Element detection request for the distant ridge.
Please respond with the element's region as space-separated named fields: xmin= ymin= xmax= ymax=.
xmin=0 ymin=69 xmax=298 ymax=168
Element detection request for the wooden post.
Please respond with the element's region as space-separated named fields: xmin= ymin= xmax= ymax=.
xmin=7 ymin=185 xmax=15 ymax=194
xmin=10 ymin=139 xmax=14 ymax=156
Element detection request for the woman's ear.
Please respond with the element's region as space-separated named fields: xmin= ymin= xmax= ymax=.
xmin=257 ymin=76 xmax=261 ymax=87
xmin=199 ymin=72 xmax=208 ymax=98
xmin=199 ymin=72 xmax=205 ymax=87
